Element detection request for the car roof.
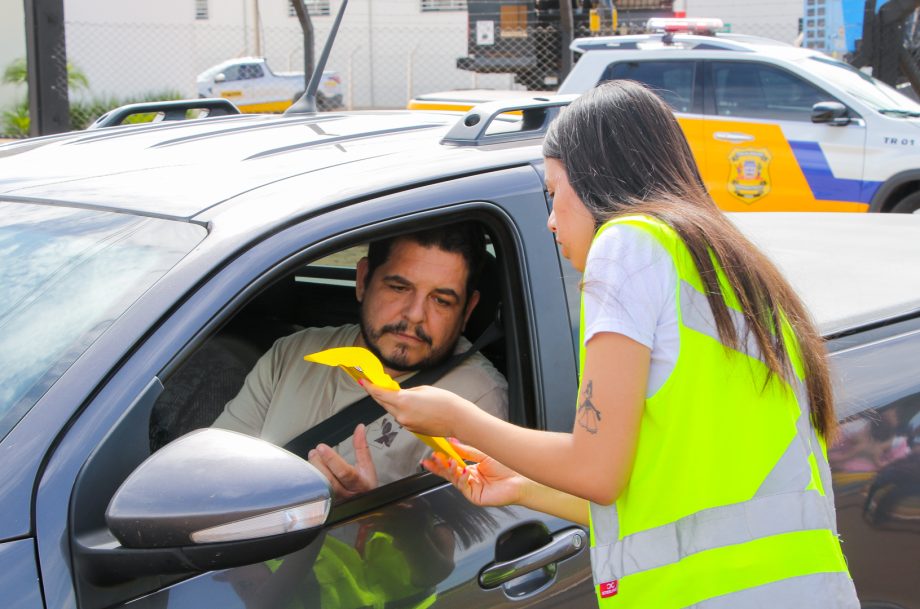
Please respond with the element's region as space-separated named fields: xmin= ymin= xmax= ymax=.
xmin=0 ymin=111 xmax=540 ymax=222
xmin=570 ymin=32 xmax=819 ymax=61
xmin=731 ymin=212 xmax=920 ymax=336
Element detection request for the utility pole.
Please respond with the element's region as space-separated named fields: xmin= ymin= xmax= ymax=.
xmin=290 ymin=0 xmax=315 ymax=92
xmin=253 ymin=0 xmax=263 ymax=56
xmin=23 ymin=0 xmax=70 ymax=135
xmin=558 ymin=0 xmax=574 ymax=80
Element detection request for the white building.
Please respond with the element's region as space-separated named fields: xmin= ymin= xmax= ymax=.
xmin=0 ymin=0 xmax=27 ymax=110
xmin=686 ymin=0 xmax=804 ymax=44
xmin=2 ymin=0 xmax=806 ymax=117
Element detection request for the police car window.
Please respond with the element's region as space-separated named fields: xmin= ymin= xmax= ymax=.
xmin=712 ymin=62 xmax=834 ymax=121
xmin=239 ymin=64 xmax=264 ymax=80
xmin=220 ymin=64 xmax=241 ymax=81
xmin=600 ymin=61 xmax=694 ymax=113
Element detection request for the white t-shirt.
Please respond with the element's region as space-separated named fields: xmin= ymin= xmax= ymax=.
xmin=581 ymin=224 xmax=679 ymax=397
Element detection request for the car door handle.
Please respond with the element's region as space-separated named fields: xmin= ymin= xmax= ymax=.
xmin=713 ymin=131 xmax=754 ymax=143
xmin=478 ymin=528 xmax=587 ymax=589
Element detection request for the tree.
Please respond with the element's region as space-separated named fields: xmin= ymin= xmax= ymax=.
xmin=2 ymin=57 xmax=90 ymax=92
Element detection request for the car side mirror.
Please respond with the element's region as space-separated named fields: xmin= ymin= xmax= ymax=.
xmin=812 ymin=101 xmax=851 ymax=126
xmin=214 ymin=72 xmax=226 ymax=83
xmin=75 ymin=429 xmax=330 ymax=584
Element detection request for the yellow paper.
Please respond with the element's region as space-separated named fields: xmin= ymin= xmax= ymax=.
xmin=304 ymin=346 xmax=465 ymax=465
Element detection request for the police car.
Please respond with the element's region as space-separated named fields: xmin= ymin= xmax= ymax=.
xmin=560 ymin=17 xmax=920 ymax=213
xmin=414 ymin=18 xmax=920 ymax=213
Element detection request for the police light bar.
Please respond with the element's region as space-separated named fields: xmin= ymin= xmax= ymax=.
xmin=646 ymin=17 xmax=724 ymax=35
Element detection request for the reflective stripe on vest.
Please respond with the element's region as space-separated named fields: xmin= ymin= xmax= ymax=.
xmin=581 ymin=216 xmax=856 ymax=608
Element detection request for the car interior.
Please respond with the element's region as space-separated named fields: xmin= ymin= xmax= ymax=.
xmin=147 ymin=217 xmax=526 ymax=489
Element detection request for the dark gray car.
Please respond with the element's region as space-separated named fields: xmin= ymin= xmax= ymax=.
xmin=0 ymin=102 xmax=918 ymax=609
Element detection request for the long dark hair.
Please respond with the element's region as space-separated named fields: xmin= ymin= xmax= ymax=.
xmin=544 ymin=80 xmax=835 ymax=439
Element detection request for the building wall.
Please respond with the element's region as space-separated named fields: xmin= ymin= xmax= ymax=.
xmin=61 ymin=0 xmax=512 ymax=108
xmin=0 ymin=0 xmax=27 ymax=109
xmin=686 ymin=0 xmax=803 ymax=44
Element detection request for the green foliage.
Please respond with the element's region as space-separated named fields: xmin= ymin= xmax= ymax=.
xmin=1 ymin=90 xmax=185 ymax=136
xmin=2 ymin=57 xmax=90 ymax=91
xmin=1 ymin=100 xmax=30 ymax=138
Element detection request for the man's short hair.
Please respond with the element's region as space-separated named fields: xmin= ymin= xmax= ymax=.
xmin=365 ymin=223 xmax=486 ymax=304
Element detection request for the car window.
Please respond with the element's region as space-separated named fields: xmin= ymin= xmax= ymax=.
xmin=220 ymin=64 xmax=241 ymax=81
xmin=149 ymin=221 xmax=510 ymax=496
xmin=600 ymin=60 xmax=695 ymax=113
xmin=239 ymin=63 xmax=264 ymax=80
xmin=0 ymin=201 xmax=205 ymax=442
xmin=827 ymin=326 xmax=920 ymax=601
xmin=711 ymin=61 xmax=835 ymax=121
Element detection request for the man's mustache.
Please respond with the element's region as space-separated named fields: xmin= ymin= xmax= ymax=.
xmin=380 ymin=321 xmax=433 ymax=346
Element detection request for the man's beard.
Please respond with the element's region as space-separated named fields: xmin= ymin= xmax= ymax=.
xmin=359 ymin=315 xmax=457 ymax=373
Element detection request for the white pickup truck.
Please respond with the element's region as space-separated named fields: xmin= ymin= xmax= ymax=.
xmin=197 ymin=57 xmax=343 ymax=113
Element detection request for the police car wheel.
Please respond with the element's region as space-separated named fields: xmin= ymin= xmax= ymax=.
xmin=890 ymin=191 xmax=920 ymax=214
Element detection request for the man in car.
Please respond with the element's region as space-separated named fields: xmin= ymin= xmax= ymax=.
xmin=212 ymin=223 xmax=508 ymax=499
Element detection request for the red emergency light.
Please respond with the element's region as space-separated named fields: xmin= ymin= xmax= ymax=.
xmin=646 ymin=17 xmax=724 ymax=36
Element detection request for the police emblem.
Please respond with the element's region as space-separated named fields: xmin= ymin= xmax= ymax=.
xmin=728 ymin=148 xmax=772 ymax=203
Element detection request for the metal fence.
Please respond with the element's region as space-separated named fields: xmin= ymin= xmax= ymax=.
xmin=1 ymin=0 xmax=918 ymax=138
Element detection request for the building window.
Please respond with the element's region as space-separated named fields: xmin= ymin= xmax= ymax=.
xmin=195 ymin=0 xmax=208 ymax=20
xmin=420 ymin=0 xmax=467 ymax=12
xmin=289 ymin=0 xmax=331 ymax=17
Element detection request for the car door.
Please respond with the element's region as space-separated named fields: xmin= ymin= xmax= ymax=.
xmin=827 ymin=318 xmax=920 ymax=608
xmin=700 ymin=59 xmax=868 ymax=212
xmin=37 ymin=167 xmax=593 ymax=609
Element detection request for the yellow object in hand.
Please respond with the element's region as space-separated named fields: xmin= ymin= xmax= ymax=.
xmin=305 ymin=346 xmax=401 ymax=390
xmin=304 ymin=346 xmax=465 ymax=465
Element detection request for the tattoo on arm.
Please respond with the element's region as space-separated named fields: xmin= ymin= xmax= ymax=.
xmin=577 ymin=380 xmax=602 ymax=434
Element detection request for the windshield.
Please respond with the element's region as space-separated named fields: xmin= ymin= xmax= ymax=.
xmin=803 ymin=56 xmax=920 ymax=115
xmin=0 ymin=202 xmax=206 ymax=441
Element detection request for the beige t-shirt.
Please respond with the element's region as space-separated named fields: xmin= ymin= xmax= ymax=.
xmin=213 ymin=324 xmax=508 ymax=485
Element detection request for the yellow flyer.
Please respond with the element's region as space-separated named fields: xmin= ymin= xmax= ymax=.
xmin=304 ymin=347 xmax=465 ymax=464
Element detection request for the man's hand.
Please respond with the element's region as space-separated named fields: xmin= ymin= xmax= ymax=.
xmin=308 ymin=423 xmax=379 ymax=499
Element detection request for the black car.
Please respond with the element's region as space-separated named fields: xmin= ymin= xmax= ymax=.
xmin=1 ymin=99 xmax=919 ymax=609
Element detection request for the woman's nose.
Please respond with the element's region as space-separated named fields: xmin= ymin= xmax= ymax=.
xmin=547 ymin=209 xmax=557 ymax=234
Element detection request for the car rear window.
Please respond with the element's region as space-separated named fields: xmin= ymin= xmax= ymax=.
xmin=0 ymin=202 xmax=206 ymax=441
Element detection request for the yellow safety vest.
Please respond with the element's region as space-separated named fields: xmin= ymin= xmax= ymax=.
xmin=582 ymin=215 xmax=858 ymax=608
xmin=267 ymin=533 xmax=437 ymax=609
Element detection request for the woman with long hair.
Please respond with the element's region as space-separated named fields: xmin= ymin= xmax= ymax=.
xmin=362 ymin=80 xmax=859 ymax=608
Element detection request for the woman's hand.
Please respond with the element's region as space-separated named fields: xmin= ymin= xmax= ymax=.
xmin=361 ymin=382 xmax=475 ymax=438
xmin=423 ymin=439 xmax=530 ymax=508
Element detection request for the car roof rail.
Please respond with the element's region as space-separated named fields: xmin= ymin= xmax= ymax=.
xmin=88 ymin=98 xmax=240 ymax=129
xmin=440 ymin=94 xmax=580 ymax=147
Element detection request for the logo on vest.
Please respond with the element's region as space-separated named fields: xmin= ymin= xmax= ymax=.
xmin=599 ymin=580 xmax=619 ymax=598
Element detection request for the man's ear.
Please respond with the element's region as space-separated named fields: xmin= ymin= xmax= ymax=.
xmin=355 ymin=257 xmax=369 ymax=302
xmin=462 ymin=290 xmax=481 ymax=327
